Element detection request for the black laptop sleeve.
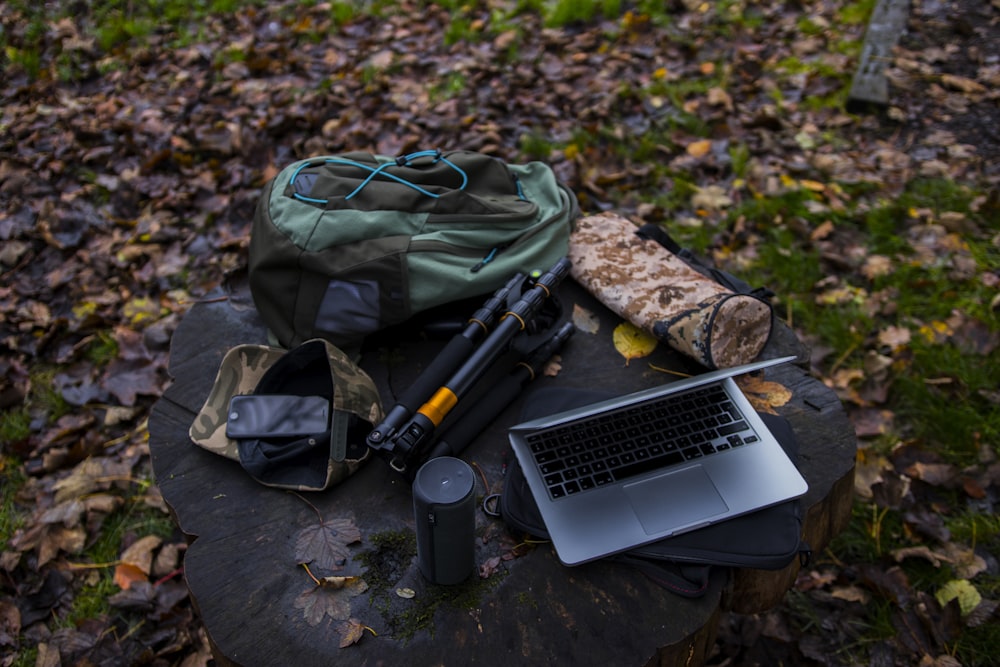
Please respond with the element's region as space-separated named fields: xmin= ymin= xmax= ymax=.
xmin=497 ymin=387 xmax=810 ymax=597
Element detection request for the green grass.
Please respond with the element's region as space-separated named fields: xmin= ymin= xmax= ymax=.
xmin=0 ymin=458 xmax=28 ymax=546
xmin=59 ymin=498 xmax=178 ymax=628
xmin=825 ymin=499 xmax=1000 ymax=664
xmin=1 ymin=0 xmax=271 ymax=80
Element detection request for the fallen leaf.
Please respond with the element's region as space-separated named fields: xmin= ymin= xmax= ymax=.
xmin=892 ymin=545 xmax=947 ymax=568
xmin=861 ymin=255 xmax=894 ymax=280
xmin=940 ymin=543 xmax=988 ymax=579
xmin=571 ymin=304 xmax=600 ymax=334
xmin=940 ymin=74 xmax=986 ymax=94
xmin=810 ymin=220 xmax=835 ymax=241
xmin=319 ymin=575 xmax=363 ymax=590
xmin=479 ymin=555 xmax=502 ymax=578
xmin=877 ymin=325 xmax=912 ymax=350
xmin=831 ymin=584 xmax=871 ymax=603
xmin=904 ymin=461 xmax=958 ymax=487
xmin=294 ymin=517 xmax=362 ymax=572
xmin=735 ymin=375 xmax=792 ymax=414
xmin=294 ymin=577 xmax=368 ymax=626
xmin=686 ymin=139 xmax=712 ymax=158
xmin=0 ymin=599 xmax=21 ymax=649
xmin=935 ymin=579 xmax=981 ymax=616
xmin=612 ymin=322 xmax=657 ymax=366
xmin=690 ymin=184 xmax=732 ymax=210
xmin=706 ymin=86 xmax=733 ymax=111
xmin=113 ymin=563 xmax=148 ymax=591
xmin=542 ymin=355 xmax=563 ymax=377
xmin=966 ymin=599 xmax=1000 ymax=628
xmin=339 ymin=619 xmax=367 ymax=648
xmin=120 ymin=535 xmax=163 ymax=577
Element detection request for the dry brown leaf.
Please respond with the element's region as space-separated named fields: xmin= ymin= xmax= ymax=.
xmin=294 ymin=577 xmax=368 ymax=627
xmin=861 ymin=255 xmax=894 ymax=280
xmin=831 ymin=585 xmax=871 ymax=603
xmin=571 ymin=303 xmax=600 ymax=334
xmin=892 ymin=545 xmax=947 ymax=568
xmin=0 ymin=599 xmax=21 ymax=648
xmin=38 ymin=525 xmax=87 ymax=567
xmin=319 ymin=575 xmax=363 ymax=590
xmin=542 ymin=355 xmax=563 ymax=377
xmin=294 ymin=517 xmax=362 ymax=572
xmin=339 ymin=619 xmax=367 ymax=648
xmin=810 ymin=220 xmax=835 ymax=241
xmin=735 ymin=375 xmax=792 ymax=414
xmin=120 ymin=535 xmax=163 ymax=577
xmin=904 ymin=461 xmax=958 ymax=487
xmin=690 ymin=184 xmax=732 ymax=210
xmin=940 ymin=543 xmax=988 ymax=579
xmin=706 ymin=86 xmax=733 ymax=111
xmin=940 ymin=74 xmax=986 ymax=94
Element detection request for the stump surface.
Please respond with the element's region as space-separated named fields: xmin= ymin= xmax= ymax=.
xmin=149 ymin=277 xmax=855 ymax=666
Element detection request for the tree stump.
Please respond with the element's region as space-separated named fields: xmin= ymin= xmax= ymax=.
xmin=149 ymin=275 xmax=855 ymax=666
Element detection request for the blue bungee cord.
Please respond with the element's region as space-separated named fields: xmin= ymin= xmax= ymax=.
xmin=290 ymin=149 xmax=470 ymax=203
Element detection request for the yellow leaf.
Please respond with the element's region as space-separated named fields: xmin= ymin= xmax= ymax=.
xmin=73 ymin=301 xmax=99 ymax=321
xmin=123 ymin=296 xmax=162 ymax=325
xmin=686 ymin=140 xmax=712 ymax=158
xmin=936 ymin=579 xmax=982 ymax=616
xmin=612 ymin=322 xmax=657 ymax=366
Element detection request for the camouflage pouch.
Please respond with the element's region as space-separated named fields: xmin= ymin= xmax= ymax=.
xmin=568 ymin=212 xmax=773 ymax=369
xmin=189 ymin=339 xmax=384 ymax=491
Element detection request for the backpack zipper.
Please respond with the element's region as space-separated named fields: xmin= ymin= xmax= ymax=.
xmin=406 ymin=183 xmax=576 ymax=270
xmin=471 ymin=244 xmax=510 ymax=273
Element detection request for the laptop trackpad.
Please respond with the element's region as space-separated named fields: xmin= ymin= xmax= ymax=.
xmin=623 ymin=465 xmax=729 ymax=535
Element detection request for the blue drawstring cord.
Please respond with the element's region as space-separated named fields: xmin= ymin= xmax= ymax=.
xmin=290 ymin=150 xmax=469 ymax=203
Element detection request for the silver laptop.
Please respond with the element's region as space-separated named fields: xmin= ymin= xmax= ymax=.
xmin=508 ymin=356 xmax=808 ymax=566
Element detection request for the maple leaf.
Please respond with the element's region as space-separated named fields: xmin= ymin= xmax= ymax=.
xmin=293 ymin=517 xmax=362 ymax=572
xmin=293 ymin=578 xmax=368 ymax=627
xmin=339 ymin=619 xmax=367 ymax=648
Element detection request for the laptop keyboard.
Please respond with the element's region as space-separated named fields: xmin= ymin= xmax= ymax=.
xmin=524 ymin=384 xmax=759 ymax=500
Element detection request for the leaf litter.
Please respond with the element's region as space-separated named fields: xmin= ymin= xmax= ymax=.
xmin=1 ymin=0 xmax=999 ymax=664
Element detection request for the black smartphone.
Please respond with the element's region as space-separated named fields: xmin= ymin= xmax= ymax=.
xmin=225 ymin=395 xmax=330 ymax=439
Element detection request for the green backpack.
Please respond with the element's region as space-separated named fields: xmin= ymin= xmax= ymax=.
xmin=249 ymin=149 xmax=579 ymax=349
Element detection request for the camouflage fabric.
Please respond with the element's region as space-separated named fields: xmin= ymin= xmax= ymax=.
xmin=568 ymin=212 xmax=772 ymax=369
xmin=189 ymin=339 xmax=384 ymax=491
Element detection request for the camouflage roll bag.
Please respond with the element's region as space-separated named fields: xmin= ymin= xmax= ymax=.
xmin=568 ymin=212 xmax=773 ymax=369
xmin=189 ymin=339 xmax=384 ymax=491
